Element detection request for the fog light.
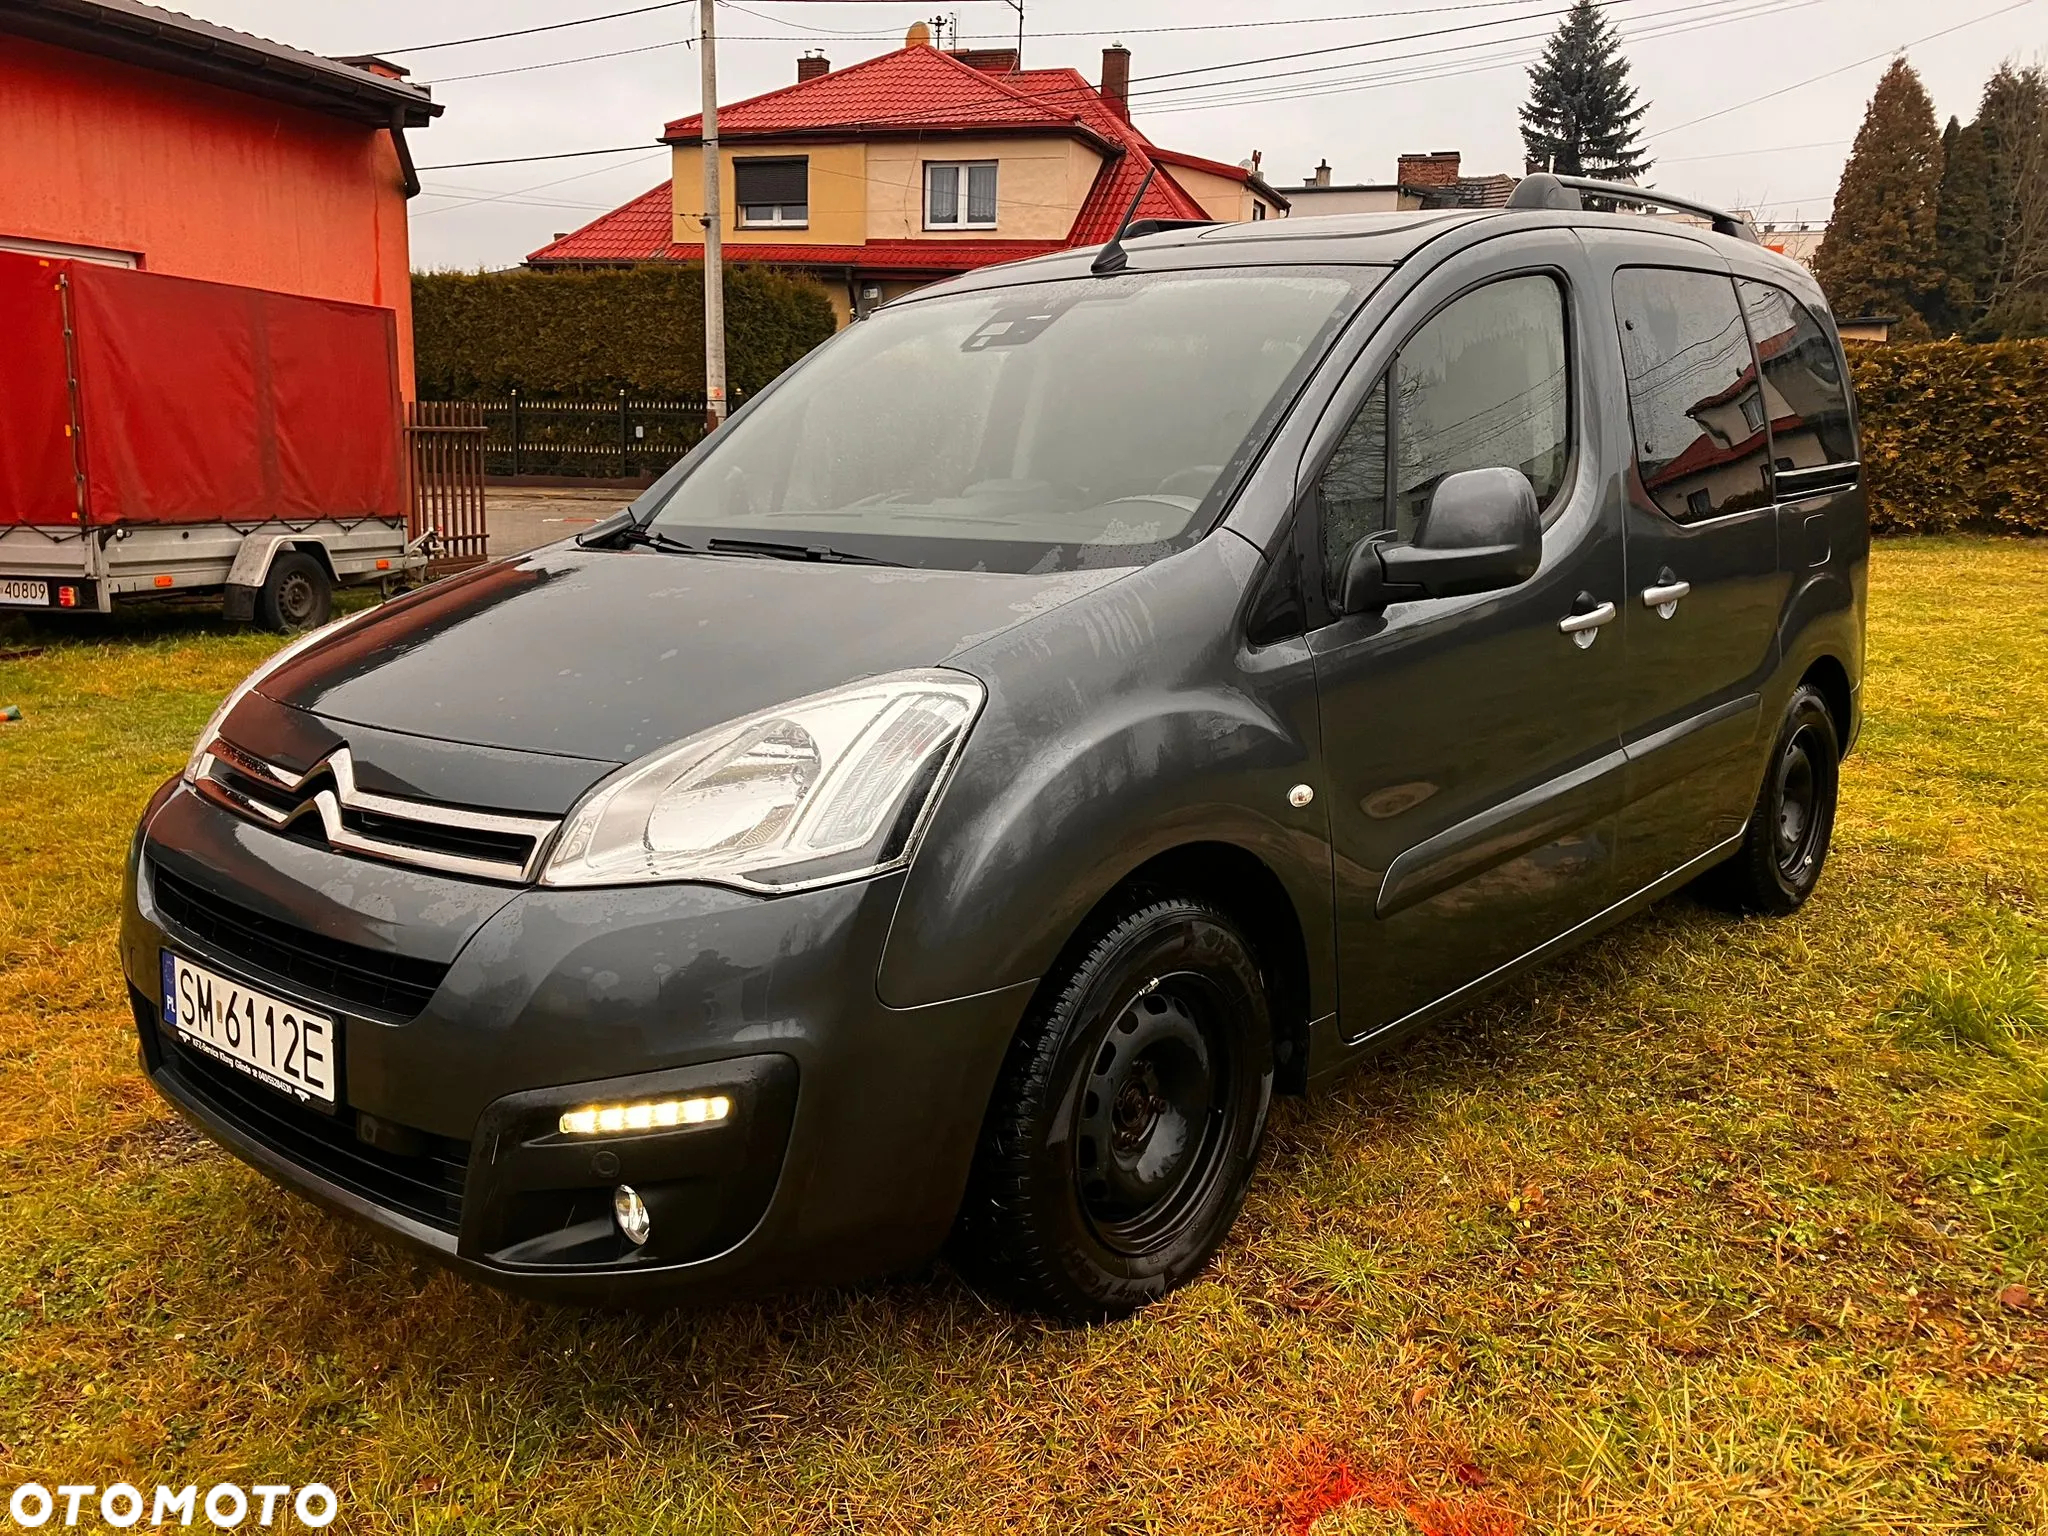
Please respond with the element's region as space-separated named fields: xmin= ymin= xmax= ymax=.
xmin=558 ymin=1095 xmax=731 ymax=1136
xmin=613 ymin=1184 xmax=651 ymax=1246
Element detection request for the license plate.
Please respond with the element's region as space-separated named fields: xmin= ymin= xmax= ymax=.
xmin=0 ymin=578 xmax=48 ymax=608
xmin=161 ymin=950 xmax=337 ymax=1107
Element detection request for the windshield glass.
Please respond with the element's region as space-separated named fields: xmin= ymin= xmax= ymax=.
xmin=643 ymin=268 xmax=1370 ymax=573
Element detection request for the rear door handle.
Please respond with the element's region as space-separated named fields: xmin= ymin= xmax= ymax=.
xmin=1641 ymin=579 xmax=1691 ymax=615
xmin=1558 ymin=599 xmax=1617 ymax=649
xmin=1558 ymin=601 xmax=1617 ymax=633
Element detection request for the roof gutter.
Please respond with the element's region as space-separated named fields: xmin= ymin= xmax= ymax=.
xmin=388 ymin=106 xmax=420 ymax=198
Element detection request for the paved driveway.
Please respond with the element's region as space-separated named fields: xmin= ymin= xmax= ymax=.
xmin=486 ymin=486 xmax=637 ymax=558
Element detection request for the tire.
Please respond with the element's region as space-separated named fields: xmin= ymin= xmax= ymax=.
xmin=954 ymin=895 xmax=1274 ymax=1322
xmin=1703 ymin=683 xmax=1840 ymax=916
xmin=255 ymin=551 xmax=332 ymax=634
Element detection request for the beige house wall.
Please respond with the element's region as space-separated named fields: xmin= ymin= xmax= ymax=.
xmin=1169 ymin=164 xmax=1277 ymax=224
xmin=864 ymin=135 xmax=1102 ymax=241
xmin=1286 ymin=186 xmax=1405 ymax=218
xmin=668 ymin=141 xmax=870 ymax=246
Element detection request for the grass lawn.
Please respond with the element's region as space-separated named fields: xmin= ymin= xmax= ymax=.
xmin=1 ymin=539 xmax=2044 ymax=1534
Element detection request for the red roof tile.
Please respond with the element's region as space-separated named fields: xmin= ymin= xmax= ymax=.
xmin=662 ymin=46 xmax=1101 ymax=144
xmin=531 ymin=46 xmax=1227 ymax=272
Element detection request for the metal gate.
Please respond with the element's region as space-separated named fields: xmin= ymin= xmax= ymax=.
xmin=406 ymin=400 xmax=489 ymax=573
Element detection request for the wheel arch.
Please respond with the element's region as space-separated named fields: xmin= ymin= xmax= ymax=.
xmin=1798 ymin=652 xmax=1855 ymax=757
xmin=1010 ymin=839 xmax=1317 ymax=1097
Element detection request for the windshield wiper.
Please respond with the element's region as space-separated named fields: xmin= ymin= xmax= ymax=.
xmin=614 ymin=524 xmax=701 ymax=555
xmin=704 ymin=537 xmax=907 ymax=568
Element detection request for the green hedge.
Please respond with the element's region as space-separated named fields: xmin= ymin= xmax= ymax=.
xmin=1853 ymin=340 xmax=2048 ymax=535
xmin=412 ymin=265 xmax=836 ymax=400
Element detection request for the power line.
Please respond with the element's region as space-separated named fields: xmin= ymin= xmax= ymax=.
xmin=417 ymin=144 xmax=659 ymax=171
xmin=1154 ymin=0 xmax=1819 ymax=114
xmin=386 ymin=0 xmax=1668 ymax=60
xmin=378 ymin=0 xmax=692 ymax=55
xmin=412 ymin=0 xmax=1799 ymax=177
xmin=1128 ymin=0 xmax=1803 ymax=107
xmin=1657 ymin=138 xmax=1849 ymax=162
xmin=1647 ymin=0 xmax=2037 ymax=137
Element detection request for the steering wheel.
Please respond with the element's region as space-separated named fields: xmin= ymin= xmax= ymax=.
xmin=1154 ymin=465 xmax=1225 ymax=499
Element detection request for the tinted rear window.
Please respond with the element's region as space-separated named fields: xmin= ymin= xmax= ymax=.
xmin=1613 ymin=267 xmax=1772 ymax=523
xmin=1736 ymin=279 xmax=1857 ymax=469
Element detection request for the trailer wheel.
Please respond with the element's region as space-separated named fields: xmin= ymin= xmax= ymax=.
xmin=255 ymin=551 xmax=332 ymax=633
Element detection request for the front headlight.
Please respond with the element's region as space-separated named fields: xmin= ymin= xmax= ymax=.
xmin=540 ymin=669 xmax=985 ymax=891
xmin=183 ymin=611 xmax=371 ymax=786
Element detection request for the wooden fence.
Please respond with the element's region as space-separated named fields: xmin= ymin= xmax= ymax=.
xmin=440 ymin=393 xmax=734 ymax=480
xmin=406 ymin=400 xmax=490 ymax=573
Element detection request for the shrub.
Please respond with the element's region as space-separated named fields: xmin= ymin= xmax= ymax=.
xmin=412 ymin=265 xmax=836 ymax=400
xmin=1852 ymin=339 xmax=2048 ymax=535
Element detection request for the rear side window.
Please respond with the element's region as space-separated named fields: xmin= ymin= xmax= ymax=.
xmin=1736 ymin=279 xmax=1857 ymax=468
xmin=1318 ymin=274 xmax=1570 ymax=594
xmin=1613 ymin=267 xmax=1772 ymax=523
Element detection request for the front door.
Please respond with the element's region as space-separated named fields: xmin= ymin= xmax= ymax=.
xmin=1304 ymin=240 xmax=1627 ymax=1043
xmin=1596 ymin=253 xmax=1792 ymax=892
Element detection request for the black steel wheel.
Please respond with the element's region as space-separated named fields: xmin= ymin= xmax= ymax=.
xmin=1703 ymin=683 xmax=1840 ymax=915
xmin=954 ymin=895 xmax=1273 ymax=1321
xmin=254 ymin=550 xmax=332 ymax=634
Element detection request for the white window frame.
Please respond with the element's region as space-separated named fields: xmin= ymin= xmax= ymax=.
xmin=738 ymin=202 xmax=808 ymax=229
xmin=924 ymin=161 xmax=998 ymax=230
xmin=734 ymin=157 xmax=809 ymax=230
xmin=0 ymin=234 xmax=140 ymax=267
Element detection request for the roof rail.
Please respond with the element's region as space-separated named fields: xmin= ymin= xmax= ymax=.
xmin=1506 ymin=172 xmax=1760 ymax=243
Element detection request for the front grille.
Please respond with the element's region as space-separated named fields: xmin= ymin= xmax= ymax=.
xmin=161 ymin=1028 xmax=469 ymax=1234
xmin=196 ymin=743 xmax=559 ymax=884
xmin=152 ymin=864 xmax=449 ymax=1022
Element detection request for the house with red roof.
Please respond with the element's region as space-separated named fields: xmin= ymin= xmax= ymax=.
xmin=527 ymin=33 xmax=1288 ymax=326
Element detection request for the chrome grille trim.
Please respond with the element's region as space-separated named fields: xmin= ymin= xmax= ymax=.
xmin=196 ymin=743 xmax=560 ymax=884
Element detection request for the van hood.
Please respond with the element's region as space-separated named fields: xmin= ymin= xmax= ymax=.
xmin=256 ymin=545 xmax=1126 ymax=765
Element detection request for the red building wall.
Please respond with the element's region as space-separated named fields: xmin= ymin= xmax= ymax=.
xmin=0 ymin=35 xmax=418 ymax=396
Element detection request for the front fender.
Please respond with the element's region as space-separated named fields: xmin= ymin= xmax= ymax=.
xmin=878 ymin=533 xmax=1334 ymax=1016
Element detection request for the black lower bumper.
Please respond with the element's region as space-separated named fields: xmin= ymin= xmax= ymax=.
xmin=124 ymin=781 xmax=1036 ymax=1306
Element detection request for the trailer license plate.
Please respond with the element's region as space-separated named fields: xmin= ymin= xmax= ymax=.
xmin=161 ymin=950 xmax=337 ymax=1107
xmin=0 ymin=578 xmax=48 ymax=607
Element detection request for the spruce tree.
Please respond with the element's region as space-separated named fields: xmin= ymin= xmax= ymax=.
xmin=1932 ymin=116 xmax=1994 ymax=335
xmin=1975 ymin=62 xmax=2048 ymax=337
xmin=1519 ymin=0 xmax=1651 ymax=181
xmin=1813 ymin=58 xmax=1944 ymax=335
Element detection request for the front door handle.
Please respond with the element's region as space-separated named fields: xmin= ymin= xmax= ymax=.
xmin=1558 ymin=598 xmax=1617 ymax=649
xmin=1641 ymin=578 xmax=1691 ymax=617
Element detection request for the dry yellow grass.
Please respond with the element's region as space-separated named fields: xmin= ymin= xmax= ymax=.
xmin=1 ymin=541 xmax=2043 ymax=1534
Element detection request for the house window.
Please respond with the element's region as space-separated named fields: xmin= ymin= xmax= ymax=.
xmin=1252 ymin=203 xmax=1267 ymax=221
xmin=1739 ymin=391 xmax=1765 ymax=435
xmin=926 ymin=162 xmax=998 ymax=229
xmin=735 ymin=157 xmax=808 ymax=228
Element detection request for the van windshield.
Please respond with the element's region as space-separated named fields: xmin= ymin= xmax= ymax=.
xmin=642 ymin=268 xmax=1369 ymax=573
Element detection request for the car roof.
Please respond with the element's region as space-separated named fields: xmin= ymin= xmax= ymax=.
xmin=904 ymin=205 xmax=1818 ymax=306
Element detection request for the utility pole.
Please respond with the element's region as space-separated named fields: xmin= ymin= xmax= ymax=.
xmin=699 ymin=0 xmax=727 ymax=428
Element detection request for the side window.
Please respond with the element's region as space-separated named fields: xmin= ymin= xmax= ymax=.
xmin=1736 ymin=279 xmax=1857 ymax=468
xmin=1613 ymin=267 xmax=1772 ymax=523
xmin=1318 ymin=274 xmax=1569 ymax=597
xmin=1318 ymin=380 xmax=1387 ymax=586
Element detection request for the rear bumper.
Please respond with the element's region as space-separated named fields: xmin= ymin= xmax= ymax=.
xmin=124 ymin=779 xmax=1035 ymax=1306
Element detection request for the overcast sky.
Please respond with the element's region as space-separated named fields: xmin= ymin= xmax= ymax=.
xmin=189 ymin=0 xmax=2044 ymax=270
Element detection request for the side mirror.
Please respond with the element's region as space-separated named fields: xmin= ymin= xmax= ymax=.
xmin=1338 ymin=467 xmax=1544 ymax=614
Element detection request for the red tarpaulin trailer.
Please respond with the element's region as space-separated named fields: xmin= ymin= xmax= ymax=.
xmin=0 ymin=250 xmax=405 ymax=528
xmin=0 ymin=251 xmax=423 ymax=627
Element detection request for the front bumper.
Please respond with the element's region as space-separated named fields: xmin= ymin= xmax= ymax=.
xmin=123 ymin=779 xmax=1034 ymax=1305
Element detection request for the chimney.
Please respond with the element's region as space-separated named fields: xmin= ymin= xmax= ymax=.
xmin=1100 ymin=44 xmax=1130 ymax=121
xmin=797 ymin=50 xmax=830 ymax=82
xmin=334 ymin=54 xmax=409 ymax=81
xmin=1397 ymin=150 xmax=1462 ymax=189
xmin=1307 ymin=159 xmax=1331 ymax=188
